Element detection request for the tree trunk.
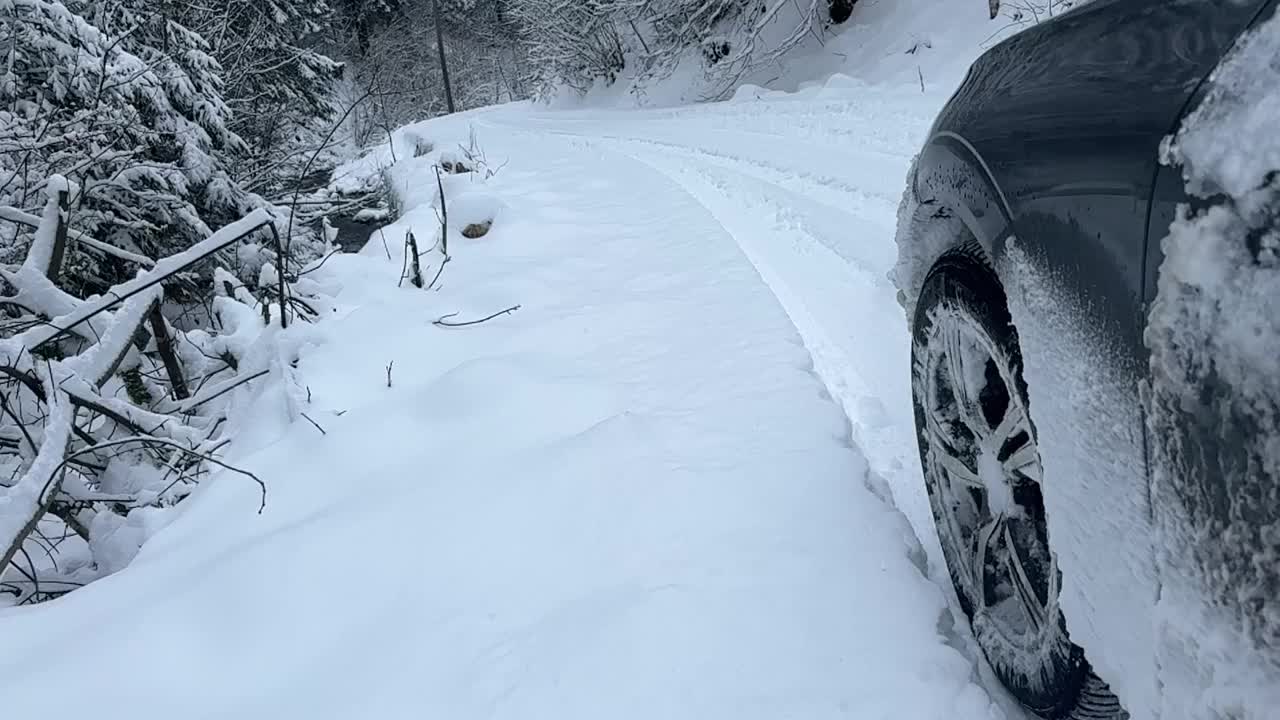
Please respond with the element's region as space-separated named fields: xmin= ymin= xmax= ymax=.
xmin=148 ymin=303 xmax=190 ymax=400
xmin=432 ymin=0 xmax=456 ymax=113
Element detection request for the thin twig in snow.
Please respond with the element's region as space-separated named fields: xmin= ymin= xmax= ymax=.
xmin=297 ymin=248 xmax=342 ymax=277
xmin=433 ymin=305 xmax=521 ymax=328
xmin=426 ymin=256 xmax=449 ymax=291
xmin=378 ymin=224 xmax=393 ymax=261
xmin=300 ymin=413 xmax=327 ymax=436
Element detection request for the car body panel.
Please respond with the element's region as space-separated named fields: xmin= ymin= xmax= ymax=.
xmin=918 ymin=0 xmax=1264 ymax=353
xmin=1143 ymin=0 xmax=1280 ymax=304
xmin=903 ymin=1 xmax=1270 ymax=716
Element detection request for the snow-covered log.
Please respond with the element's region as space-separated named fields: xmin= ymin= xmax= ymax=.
xmin=13 ymin=208 xmax=277 ymax=352
xmin=0 ymin=206 xmax=156 ymax=269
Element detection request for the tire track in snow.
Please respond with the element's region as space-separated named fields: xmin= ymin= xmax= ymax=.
xmin=483 ymin=114 xmax=932 ymax=579
xmin=483 ymin=109 xmax=934 ymax=556
xmin=609 ymin=145 xmax=922 ymax=537
xmin=480 ymin=109 xmax=1030 ymax=718
xmin=561 ymin=135 xmax=1034 ymax=720
xmin=583 ymin=135 xmax=900 ymax=302
xmin=485 ymin=119 xmax=910 ymax=476
xmin=512 ymin=93 xmax=931 ymax=158
xmin=532 ymin=126 xmax=906 ymax=214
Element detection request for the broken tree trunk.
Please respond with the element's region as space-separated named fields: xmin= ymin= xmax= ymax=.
xmin=148 ymin=304 xmax=190 ymax=400
xmin=406 ymin=230 xmax=424 ymax=289
xmin=46 ymin=189 xmax=69 ymax=282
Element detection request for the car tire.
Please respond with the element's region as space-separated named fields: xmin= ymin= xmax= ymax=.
xmin=910 ymin=244 xmax=1126 ymax=720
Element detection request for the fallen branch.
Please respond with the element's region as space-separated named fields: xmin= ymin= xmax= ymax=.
xmin=0 ymin=378 xmax=73 ymax=574
xmin=172 ymin=369 xmax=270 ymax=414
xmin=433 ymin=305 xmax=521 ymax=328
xmin=19 ymin=209 xmax=275 ymax=352
xmin=48 ymin=436 xmax=266 ymax=513
xmin=147 ymin=305 xmax=188 ymax=400
xmin=0 ymin=206 xmax=155 ymax=268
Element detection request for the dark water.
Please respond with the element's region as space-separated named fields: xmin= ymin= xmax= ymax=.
xmin=324 ymin=209 xmax=398 ymax=254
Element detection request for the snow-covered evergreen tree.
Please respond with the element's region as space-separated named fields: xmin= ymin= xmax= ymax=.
xmin=0 ymin=0 xmax=256 ymax=286
xmin=334 ymin=0 xmax=403 ymax=57
xmin=175 ymin=0 xmax=343 ymax=196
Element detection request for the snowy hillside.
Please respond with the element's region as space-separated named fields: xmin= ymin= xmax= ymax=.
xmin=0 ymin=2 xmax=1132 ymax=719
xmin=553 ymin=0 xmax=1004 ymax=107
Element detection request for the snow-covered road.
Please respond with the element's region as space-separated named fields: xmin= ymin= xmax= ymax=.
xmin=477 ymin=81 xmax=959 ymax=595
xmin=0 ymin=78 xmax=1026 ymax=719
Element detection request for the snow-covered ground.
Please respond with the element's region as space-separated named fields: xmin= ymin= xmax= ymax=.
xmin=0 ymin=4 xmax=1051 ymax=718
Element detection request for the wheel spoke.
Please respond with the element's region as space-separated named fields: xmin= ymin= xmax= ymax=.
xmin=1003 ymin=439 xmax=1041 ymax=481
xmin=1002 ymin=523 xmax=1046 ymax=631
xmin=990 ymin=400 xmax=1029 ymax=449
xmin=924 ymin=396 xmax=967 ymax=451
xmin=972 ymin=513 xmax=1004 ymax=604
xmin=941 ymin=321 xmax=992 ymax=439
xmin=935 ymin=448 xmax=984 ymax=492
xmin=1047 ymin=550 xmax=1060 ymax=608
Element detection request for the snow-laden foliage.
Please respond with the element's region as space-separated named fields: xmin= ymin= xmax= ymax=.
xmin=509 ymin=0 xmax=625 ymax=96
xmin=0 ymin=0 xmax=254 ymax=284
xmin=0 ymin=0 xmax=338 ymax=293
xmin=1147 ymin=9 xmax=1280 ymax=719
xmin=175 ymin=0 xmax=343 ymax=197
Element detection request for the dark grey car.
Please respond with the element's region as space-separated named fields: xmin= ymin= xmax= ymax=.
xmin=894 ymin=1 xmax=1280 ymax=718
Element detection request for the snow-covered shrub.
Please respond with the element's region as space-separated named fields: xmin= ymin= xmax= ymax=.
xmin=987 ymin=0 xmax=1092 ymax=25
xmin=511 ymin=0 xmax=835 ymax=99
xmin=0 ymin=185 xmax=334 ymax=607
xmin=510 ymin=0 xmax=627 ymax=96
xmin=453 ymin=190 xmax=503 ymax=239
